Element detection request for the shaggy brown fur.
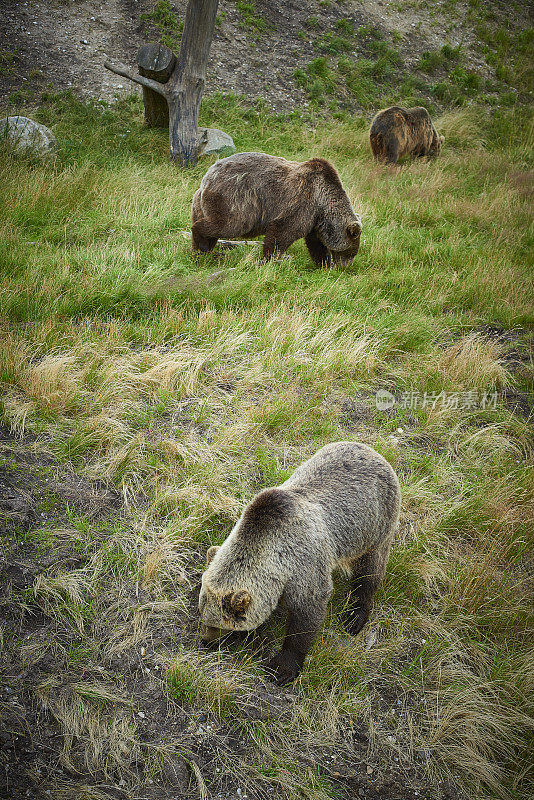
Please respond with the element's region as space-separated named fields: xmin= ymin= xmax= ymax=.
xmin=199 ymin=442 xmax=401 ymax=685
xmin=191 ymin=152 xmax=362 ymax=266
xmin=369 ymin=106 xmax=443 ymax=165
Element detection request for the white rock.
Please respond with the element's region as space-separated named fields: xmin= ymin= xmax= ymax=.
xmin=198 ymin=127 xmax=236 ymax=157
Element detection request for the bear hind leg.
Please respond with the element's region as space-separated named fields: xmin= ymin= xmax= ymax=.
xmin=343 ymin=538 xmax=392 ymax=636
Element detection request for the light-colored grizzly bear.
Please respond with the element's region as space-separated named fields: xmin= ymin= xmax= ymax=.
xmin=199 ymin=441 xmax=401 ymax=685
xmin=369 ymin=106 xmax=443 ymax=165
xmin=191 ymin=152 xmax=362 ymax=267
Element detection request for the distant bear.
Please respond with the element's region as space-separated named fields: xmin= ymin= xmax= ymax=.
xmin=369 ymin=106 xmax=443 ymax=165
xmin=191 ymin=152 xmax=362 ymax=267
xmin=199 ymin=441 xmax=401 ymax=685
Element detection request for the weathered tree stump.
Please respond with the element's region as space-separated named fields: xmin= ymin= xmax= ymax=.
xmin=104 ymin=0 xmax=220 ymax=166
xmin=137 ymin=43 xmax=176 ymax=128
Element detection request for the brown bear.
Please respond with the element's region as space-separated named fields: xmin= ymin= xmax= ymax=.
xmin=191 ymin=152 xmax=362 ymax=267
xmin=369 ymin=106 xmax=443 ymax=165
xmin=198 ymin=441 xmax=401 ymax=685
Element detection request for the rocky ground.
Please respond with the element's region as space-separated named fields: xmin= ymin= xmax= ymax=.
xmin=0 ymin=0 xmax=529 ymax=112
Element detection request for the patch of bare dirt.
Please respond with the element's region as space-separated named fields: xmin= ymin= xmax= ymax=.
xmin=1 ymin=0 xmax=528 ymax=113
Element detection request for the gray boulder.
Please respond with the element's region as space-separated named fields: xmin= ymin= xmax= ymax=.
xmin=198 ymin=127 xmax=235 ymax=158
xmin=0 ymin=116 xmax=56 ymax=161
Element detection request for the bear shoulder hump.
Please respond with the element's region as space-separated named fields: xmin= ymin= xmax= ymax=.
xmin=242 ymin=488 xmax=297 ymax=528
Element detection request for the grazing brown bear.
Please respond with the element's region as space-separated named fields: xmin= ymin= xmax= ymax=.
xmin=199 ymin=441 xmax=401 ymax=685
xmin=191 ymin=152 xmax=362 ymax=267
xmin=369 ymin=106 xmax=443 ymax=165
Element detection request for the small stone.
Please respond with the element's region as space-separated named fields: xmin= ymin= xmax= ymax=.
xmin=198 ymin=127 xmax=235 ymax=158
xmin=366 ymin=765 xmax=374 ymax=774
xmin=137 ymin=711 xmax=145 ymax=719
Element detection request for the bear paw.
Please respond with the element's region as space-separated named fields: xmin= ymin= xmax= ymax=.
xmin=265 ymin=650 xmax=302 ymax=686
xmin=343 ymin=605 xmax=371 ymax=636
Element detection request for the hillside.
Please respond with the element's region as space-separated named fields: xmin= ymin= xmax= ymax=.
xmin=1 ymin=0 xmax=532 ymax=113
xmin=0 ymin=3 xmax=533 ymax=800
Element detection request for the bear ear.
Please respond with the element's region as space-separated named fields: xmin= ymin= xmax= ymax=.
xmin=347 ymin=221 xmax=362 ymax=239
xmin=230 ymin=589 xmax=252 ymax=613
xmin=206 ymin=545 xmax=220 ymax=566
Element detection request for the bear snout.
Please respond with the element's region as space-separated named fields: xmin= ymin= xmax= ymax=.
xmin=200 ymin=623 xmax=222 ymax=643
xmin=332 ymin=247 xmax=359 ymax=266
xmin=332 ymin=236 xmax=361 ymax=265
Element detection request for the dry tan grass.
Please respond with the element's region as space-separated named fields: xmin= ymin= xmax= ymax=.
xmin=52 ymin=785 xmax=120 ymax=800
xmin=35 ymin=677 xmax=141 ymax=776
xmin=436 ymin=109 xmax=488 ymax=150
xmin=164 ymin=646 xmax=263 ymax=718
xmin=428 ymin=333 xmax=512 ymax=391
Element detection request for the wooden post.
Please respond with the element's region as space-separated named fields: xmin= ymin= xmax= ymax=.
xmin=105 ymin=0 xmax=219 ymax=167
xmin=167 ymin=0 xmax=219 ymax=165
xmin=137 ymin=43 xmax=176 ymax=128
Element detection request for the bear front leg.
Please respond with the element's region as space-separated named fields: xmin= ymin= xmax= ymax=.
xmin=262 ymin=222 xmax=298 ymax=261
xmin=265 ymin=593 xmax=329 ymax=685
xmin=305 ymin=230 xmax=332 ymax=267
xmin=384 ymin=135 xmax=400 ymax=165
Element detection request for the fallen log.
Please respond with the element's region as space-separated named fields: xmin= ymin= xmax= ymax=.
xmin=180 ymin=231 xmax=258 ymax=249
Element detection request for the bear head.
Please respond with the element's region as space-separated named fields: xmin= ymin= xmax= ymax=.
xmin=318 ymin=216 xmax=362 ymax=266
xmin=428 ymin=130 xmax=444 ymax=157
xmin=198 ymin=544 xmax=273 ymax=642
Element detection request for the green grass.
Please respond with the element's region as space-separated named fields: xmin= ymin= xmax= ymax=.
xmin=290 ymin=1 xmax=531 ymax=111
xmin=140 ymin=0 xmax=183 ymax=50
xmin=0 ymin=45 xmax=18 ymax=76
xmin=0 ymin=91 xmax=532 ymax=800
xmin=236 ymin=0 xmax=267 ymax=35
xmin=297 ymin=23 xmax=407 ymax=110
